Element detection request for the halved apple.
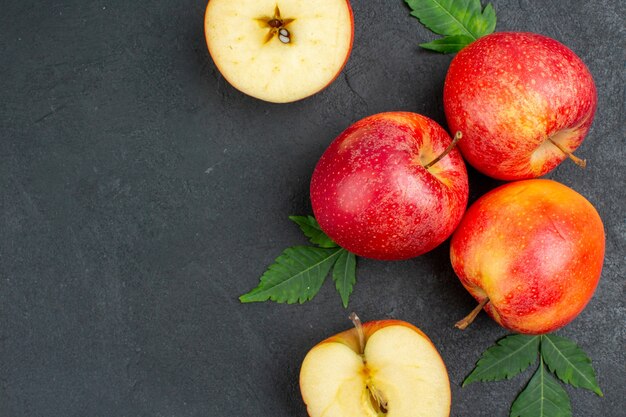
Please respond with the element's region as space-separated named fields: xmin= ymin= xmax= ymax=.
xmin=204 ymin=0 xmax=354 ymax=103
xmin=300 ymin=314 xmax=451 ymax=417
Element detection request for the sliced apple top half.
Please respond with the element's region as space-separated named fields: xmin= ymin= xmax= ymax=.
xmin=205 ymin=0 xmax=354 ymax=103
xmin=300 ymin=319 xmax=451 ymax=417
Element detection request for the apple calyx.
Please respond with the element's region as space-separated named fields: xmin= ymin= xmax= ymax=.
xmin=547 ymin=137 xmax=587 ymax=168
xmin=349 ymin=312 xmax=389 ymax=415
xmin=258 ymin=5 xmax=295 ymax=44
xmin=454 ymin=297 xmax=490 ymax=330
xmin=424 ymin=131 xmax=463 ymax=170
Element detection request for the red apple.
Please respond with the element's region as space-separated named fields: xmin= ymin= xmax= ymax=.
xmin=300 ymin=314 xmax=451 ymax=416
xmin=204 ymin=0 xmax=354 ymax=103
xmin=310 ymin=112 xmax=469 ymax=260
xmin=444 ymin=32 xmax=597 ymax=180
xmin=451 ymin=179 xmax=605 ymax=334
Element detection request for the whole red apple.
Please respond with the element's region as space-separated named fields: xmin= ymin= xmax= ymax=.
xmin=450 ymin=179 xmax=605 ymax=334
xmin=310 ymin=112 xmax=469 ymax=260
xmin=444 ymin=32 xmax=597 ymax=180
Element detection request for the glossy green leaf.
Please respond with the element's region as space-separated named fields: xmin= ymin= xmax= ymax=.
xmin=464 ymin=334 xmax=540 ymax=386
xmin=510 ymin=359 xmax=572 ymax=417
xmin=405 ymin=0 xmax=496 ymax=52
xmin=289 ymin=215 xmax=338 ymax=248
xmin=240 ymin=246 xmax=343 ymax=304
xmin=420 ymin=34 xmax=475 ymax=53
xmin=332 ymin=250 xmax=356 ymax=308
xmin=541 ymin=334 xmax=603 ymax=396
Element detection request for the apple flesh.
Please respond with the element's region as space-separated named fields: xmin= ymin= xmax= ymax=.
xmin=310 ymin=112 xmax=469 ymax=260
xmin=204 ymin=0 xmax=353 ymax=103
xmin=450 ymin=179 xmax=605 ymax=334
xmin=444 ymin=32 xmax=597 ymax=180
xmin=300 ymin=316 xmax=451 ymax=417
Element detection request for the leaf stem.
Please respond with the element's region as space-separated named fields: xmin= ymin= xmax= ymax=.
xmin=455 ymin=297 xmax=489 ymax=330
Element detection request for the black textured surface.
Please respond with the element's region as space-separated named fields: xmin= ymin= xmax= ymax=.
xmin=1 ymin=1 xmax=624 ymax=416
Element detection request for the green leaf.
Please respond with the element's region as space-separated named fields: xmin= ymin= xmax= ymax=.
xmin=464 ymin=334 xmax=540 ymax=386
xmin=405 ymin=0 xmax=497 ymax=52
xmin=420 ymin=34 xmax=475 ymax=53
xmin=406 ymin=0 xmax=496 ymax=38
xmin=510 ymin=358 xmax=572 ymax=417
xmin=289 ymin=215 xmax=338 ymax=248
xmin=332 ymin=250 xmax=356 ymax=308
xmin=240 ymin=246 xmax=342 ymax=304
xmin=540 ymin=334 xmax=603 ymax=396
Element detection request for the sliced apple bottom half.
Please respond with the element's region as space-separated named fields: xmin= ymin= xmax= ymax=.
xmin=204 ymin=0 xmax=354 ymax=103
xmin=300 ymin=318 xmax=451 ymax=417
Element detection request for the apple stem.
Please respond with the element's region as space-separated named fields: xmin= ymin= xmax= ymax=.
xmin=548 ymin=138 xmax=587 ymax=168
xmin=455 ymin=297 xmax=490 ymax=330
xmin=349 ymin=312 xmax=365 ymax=355
xmin=424 ymin=131 xmax=463 ymax=170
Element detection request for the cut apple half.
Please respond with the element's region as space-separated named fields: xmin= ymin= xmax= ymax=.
xmin=204 ymin=0 xmax=354 ymax=103
xmin=300 ymin=316 xmax=451 ymax=417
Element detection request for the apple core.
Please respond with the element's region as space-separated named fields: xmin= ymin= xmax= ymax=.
xmin=258 ymin=6 xmax=294 ymax=44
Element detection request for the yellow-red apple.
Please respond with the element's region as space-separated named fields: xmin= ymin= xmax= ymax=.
xmin=310 ymin=112 xmax=469 ymax=260
xmin=451 ymin=179 xmax=605 ymax=334
xmin=444 ymin=32 xmax=597 ymax=180
xmin=300 ymin=314 xmax=451 ymax=417
xmin=204 ymin=0 xmax=354 ymax=103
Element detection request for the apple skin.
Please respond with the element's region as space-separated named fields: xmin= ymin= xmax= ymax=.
xmin=300 ymin=319 xmax=451 ymax=417
xmin=316 ymin=319 xmax=430 ymax=352
xmin=444 ymin=32 xmax=597 ymax=180
xmin=204 ymin=0 xmax=354 ymax=103
xmin=450 ymin=179 xmax=605 ymax=334
xmin=310 ymin=112 xmax=469 ymax=260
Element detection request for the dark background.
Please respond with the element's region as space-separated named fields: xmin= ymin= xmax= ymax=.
xmin=1 ymin=0 xmax=624 ymax=416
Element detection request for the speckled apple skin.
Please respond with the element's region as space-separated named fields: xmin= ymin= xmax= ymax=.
xmin=450 ymin=179 xmax=605 ymax=334
xmin=444 ymin=32 xmax=597 ymax=180
xmin=310 ymin=112 xmax=469 ymax=260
